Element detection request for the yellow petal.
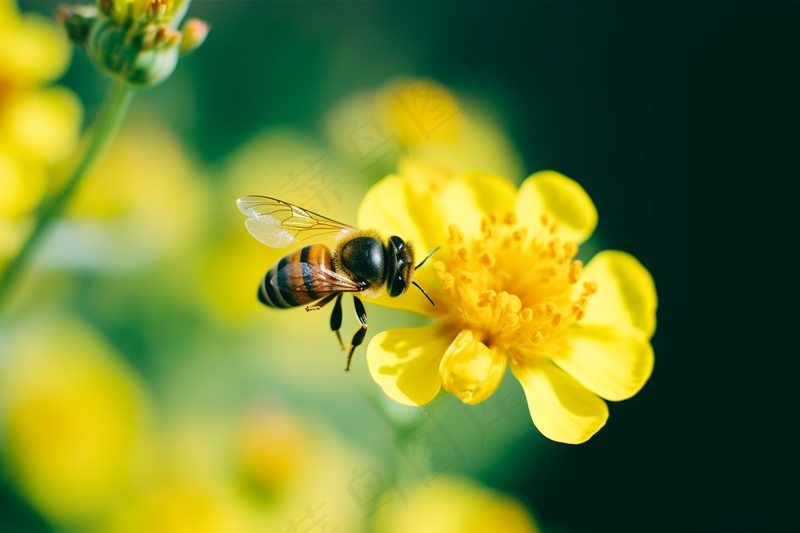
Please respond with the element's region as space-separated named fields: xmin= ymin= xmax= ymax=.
xmin=357 ymin=175 xmax=447 ymax=316
xmin=551 ymin=324 xmax=653 ymax=402
xmin=441 ymin=172 xmax=517 ymax=239
xmin=439 ymin=330 xmax=506 ymax=404
xmin=580 ymin=250 xmax=657 ymax=338
xmin=367 ymin=325 xmax=453 ymax=406
xmin=358 ymin=174 xmax=445 ymax=255
xmin=511 ymin=359 xmax=608 ymax=444
xmin=515 ymin=170 xmax=597 ymax=244
xmin=397 ymin=157 xmax=455 ymax=194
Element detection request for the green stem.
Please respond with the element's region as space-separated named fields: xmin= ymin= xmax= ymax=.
xmin=362 ymin=387 xmax=435 ymax=532
xmin=0 ymin=80 xmax=135 ymax=315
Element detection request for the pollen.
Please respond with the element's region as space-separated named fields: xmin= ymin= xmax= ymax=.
xmin=447 ymin=224 xmax=463 ymax=244
xmin=569 ymin=261 xmax=583 ymax=284
xmin=435 ymin=210 xmax=597 ymax=364
xmin=434 ymin=261 xmax=454 ymax=289
xmin=520 ymin=308 xmax=534 ymax=323
xmin=477 ymin=290 xmax=496 ymax=307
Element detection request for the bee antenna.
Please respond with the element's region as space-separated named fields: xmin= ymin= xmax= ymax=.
xmin=415 ymin=246 xmax=440 ymax=270
xmin=412 ymin=280 xmax=436 ymax=307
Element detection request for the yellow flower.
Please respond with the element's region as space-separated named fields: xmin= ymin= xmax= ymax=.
xmin=0 ymin=1 xmax=72 ymax=89
xmin=360 ymin=167 xmax=656 ymax=444
xmin=374 ymin=476 xmax=538 ymax=533
xmin=234 ymin=404 xmax=306 ymax=503
xmin=102 ymin=476 xmax=246 ymax=533
xmin=58 ymin=114 xmax=208 ymax=268
xmin=0 ymin=0 xmax=83 ymax=258
xmin=326 ymin=77 xmax=523 ymax=180
xmin=0 ymin=312 xmax=152 ymax=525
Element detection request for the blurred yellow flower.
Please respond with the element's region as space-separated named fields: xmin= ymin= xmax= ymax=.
xmin=380 ymin=77 xmax=464 ymax=148
xmin=326 ymin=77 xmax=523 ymax=180
xmin=1 ymin=86 xmax=82 ymax=165
xmin=0 ymin=312 xmax=152 ymax=525
xmin=0 ymin=0 xmax=83 ymax=259
xmin=374 ymin=476 xmax=538 ymax=533
xmin=50 ymin=114 xmax=208 ymax=269
xmin=103 ymin=476 xmax=246 ymax=533
xmin=99 ymin=402 xmax=366 ymax=533
xmin=0 ymin=0 xmax=72 ymax=89
xmin=235 ymin=403 xmax=306 ymax=503
xmin=359 ymin=167 xmax=657 ymax=444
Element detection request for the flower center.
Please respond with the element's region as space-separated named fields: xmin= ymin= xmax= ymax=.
xmin=433 ymin=211 xmax=596 ymax=364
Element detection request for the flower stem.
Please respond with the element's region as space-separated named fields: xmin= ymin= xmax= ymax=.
xmin=0 ymin=80 xmax=135 ymax=315
xmin=362 ymin=387 xmax=437 ymax=532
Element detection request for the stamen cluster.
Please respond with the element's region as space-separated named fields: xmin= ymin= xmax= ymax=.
xmin=433 ymin=211 xmax=596 ymax=365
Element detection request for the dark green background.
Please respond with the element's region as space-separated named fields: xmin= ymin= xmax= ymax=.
xmin=8 ymin=1 xmax=800 ymax=532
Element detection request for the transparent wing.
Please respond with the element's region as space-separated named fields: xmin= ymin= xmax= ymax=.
xmin=272 ymin=262 xmax=364 ymax=294
xmin=236 ymin=195 xmax=356 ymax=249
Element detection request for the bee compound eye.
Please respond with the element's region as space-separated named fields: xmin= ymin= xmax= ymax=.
xmin=389 ymin=274 xmax=406 ymax=297
xmin=390 ymin=236 xmax=405 ymax=252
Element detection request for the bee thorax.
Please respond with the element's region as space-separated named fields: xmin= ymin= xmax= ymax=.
xmin=336 ymin=235 xmax=386 ymax=288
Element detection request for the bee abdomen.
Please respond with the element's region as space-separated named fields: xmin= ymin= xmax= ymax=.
xmin=258 ymin=269 xmax=294 ymax=308
xmin=258 ymin=245 xmax=333 ymax=308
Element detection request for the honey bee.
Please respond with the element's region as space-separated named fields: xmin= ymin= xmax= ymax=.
xmin=236 ymin=196 xmax=438 ymax=371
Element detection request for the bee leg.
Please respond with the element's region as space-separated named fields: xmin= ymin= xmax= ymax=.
xmin=305 ymin=292 xmax=339 ymax=312
xmin=330 ymin=293 xmax=345 ymax=351
xmin=345 ymin=296 xmax=368 ymax=371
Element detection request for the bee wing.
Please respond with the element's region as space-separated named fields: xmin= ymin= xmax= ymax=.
xmin=236 ymin=195 xmax=357 ymax=249
xmin=272 ymin=262 xmax=364 ymax=294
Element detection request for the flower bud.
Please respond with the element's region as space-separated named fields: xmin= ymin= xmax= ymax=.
xmin=178 ymin=18 xmax=208 ymax=56
xmin=146 ymin=0 xmax=168 ymax=21
xmin=87 ymin=18 xmax=179 ymax=87
xmin=65 ymin=0 xmax=204 ymax=87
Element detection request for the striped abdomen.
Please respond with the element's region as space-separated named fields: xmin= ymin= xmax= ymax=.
xmin=258 ymin=245 xmax=334 ymax=308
